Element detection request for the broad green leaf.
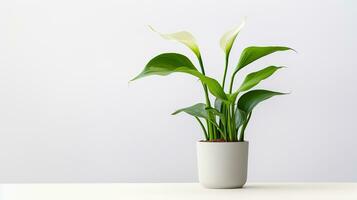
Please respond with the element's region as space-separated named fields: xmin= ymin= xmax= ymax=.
xmin=200 ymin=75 xmax=228 ymax=101
xmin=238 ymin=66 xmax=283 ymax=92
xmin=177 ymin=69 xmax=228 ymax=101
xmin=131 ymin=53 xmax=197 ymax=81
xmin=172 ymin=103 xmax=210 ymax=118
xmin=131 ymin=53 xmax=227 ymax=101
xmin=172 ymin=103 xmax=221 ymax=127
xmin=235 ymin=108 xmax=247 ymax=129
xmin=220 ymin=18 xmax=246 ymax=56
xmin=149 ymin=26 xmax=201 ymax=58
xmin=235 ymin=46 xmax=293 ymax=73
xmin=238 ymin=89 xmax=286 ymax=113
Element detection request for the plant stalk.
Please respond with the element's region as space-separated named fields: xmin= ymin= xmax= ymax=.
xmin=198 ymin=56 xmax=211 ymax=107
xmin=228 ymin=70 xmax=238 ymax=94
xmin=239 ymin=112 xmax=252 ymax=141
xmin=231 ymin=103 xmax=237 ymax=140
xmin=222 ymin=55 xmax=229 ymax=90
xmin=197 ymin=55 xmax=215 ymax=140
xmin=195 ymin=117 xmax=208 ymax=141
xmin=227 ymin=106 xmax=233 ymax=141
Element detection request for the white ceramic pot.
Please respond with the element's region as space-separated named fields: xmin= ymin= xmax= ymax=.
xmin=197 ymin=141 xmax=249 ymax=189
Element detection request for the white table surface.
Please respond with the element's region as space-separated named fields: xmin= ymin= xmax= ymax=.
xmin=1 ymin=183 xmax=356 ymax=200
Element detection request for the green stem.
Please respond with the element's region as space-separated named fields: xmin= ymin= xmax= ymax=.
xmin=219 ymin=104 xmax=228 ymax=141
xmin=231 ymin=103 xmax=237 ymax=140
xmin=224 ymin=104 xmax=229 ymax=141
xmin=239 ymin=112 xmax=252 ymax=141
xmin=213 ymin=125 xmax=217 ymax=140
xmin=197 ymin=55 xmax=215 ymax=140
xmin=207 ymin=121 xmax=213 ymax=140
xmin=198 ymin=56 xmax=211 ymax=107
xmin=218 ymin=127 xmax=226 ymax=140
xmin=227 ymin=106 xmax=233 ymax=141
xmin=222 ymin=55 xmax=229 ymax=90
xmin=229 ymin=70 xmax=238 ymax=94
xmin=195 ymin=117 xmax=208 ymax=141
xmin=211 ymin=122 xmax=224 ymax=138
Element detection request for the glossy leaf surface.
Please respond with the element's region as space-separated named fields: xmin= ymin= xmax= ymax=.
xmin=238 ymin=66 xmax=283 ymax=92
xmin=238 ymin=89 xmax=286 ymax=113
xmin=235 ymin=108 xmax=247 ymax=129
xmin=131 ymin=53 xmax=227 ymax=100
xmin=235 ymin=46 xmax=293 ymax=72
xmin=172 ymin=103 xmax=210 ymax=118
xmin=172 ymin=103 xmax=221 ymax=126
xmin=131 ymin=53 xmax=197 ymax=81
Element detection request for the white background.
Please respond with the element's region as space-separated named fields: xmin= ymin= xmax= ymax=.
xmin=0 ymin=0 xmax=356 ymax=182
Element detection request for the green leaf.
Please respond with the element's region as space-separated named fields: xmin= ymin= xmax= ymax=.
xmin=172 ymin=103 xmax=218 ymax=140
xmin=238 ymin=89 xmax=286 ymax=113
xmin=214 ymin=98 xmax=223 ymax=112
xmin=149 ymin=26 xmax=201 ymax=58
xmin=235 ymin=108 xmax=247 ymax=129
xmin=171 ymin=68 xmax=228 ymax=101
xmin=172 ymin=103 xmax=210 ymax=118
xmin=235 ymin=46 xmax=293 ymax=73
xmin=132 ymin=53 xmax=228 ymax=101
xmin=199 ymin=74 xmax=228 ymax=101
xmin=220 ymin=18 xmax=246 ymax=56
xmin=205 ymin=107 xmax=225 ymax=119
xmin=172 ymin=103 xmax=222 ymax=127
xmin=206 ymin=107 xmax=226 ymax=128
xmin=131 ymin=53 xmax=197 ymax=81
xmin=173 ymin=69 xmax=227 ymax=101
xmin=238 ymin=66 xmax=283 ymax=92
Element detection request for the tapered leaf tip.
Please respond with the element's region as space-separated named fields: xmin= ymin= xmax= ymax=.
xmin=171 ymin=109 xmax=181 ymax=115
xmin=147 ymin=26 xmax=201 ymax=58
xmin=220 ymin=17 xmax=247 ymax=54
xmin=280 ymin=46 xmax=297 ymax=53
xmin=130 ymin=75 xmax=139 ymax=82
xmin=276 ymin=66 xmax=287 ymax=70
xmin=148 ymin=25 xmax=157 ymax=33
xmin=273 ymin=91 xmax=290 ymax=96
xmin=129 ymin=77 xmax=136 ymax=82
xmin=130 ymin=71 xmax=145 ymax=82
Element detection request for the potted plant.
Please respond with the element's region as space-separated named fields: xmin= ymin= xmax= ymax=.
xmin=131 ymin=19 xmax=294 ymax=188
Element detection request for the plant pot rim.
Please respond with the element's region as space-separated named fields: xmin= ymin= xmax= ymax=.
xmin=198 ymin=141 xmax=249 ymax=144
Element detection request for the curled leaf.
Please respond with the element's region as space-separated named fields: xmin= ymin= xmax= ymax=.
xmin=214 ymin=98 xmax=223 ymax=112
xmin=220 ymin=18 xmax=246 ymax=56
xmin=149 ymin=26 xmax=201 ymax=58
xmin=235 ymin=108 xmax=247 ymax=129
